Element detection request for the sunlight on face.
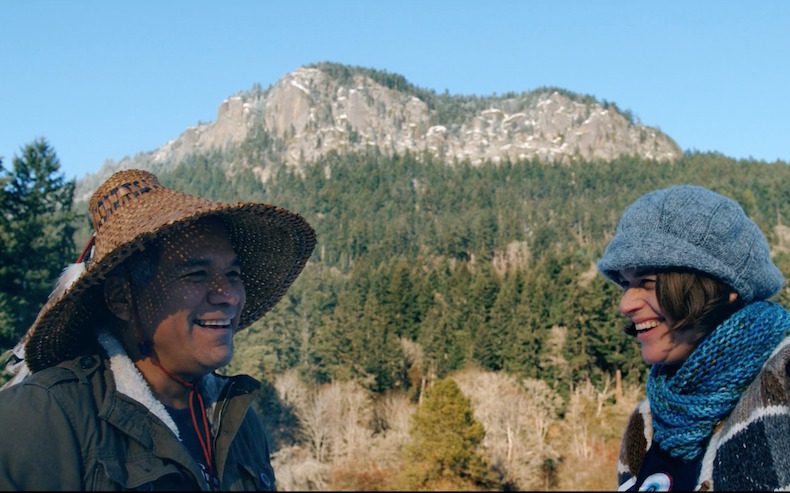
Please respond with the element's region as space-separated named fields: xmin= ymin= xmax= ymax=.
xmin=617 ymin=269 xmax=695 ymax=366
xmin=134 ymin=219 xmax=246 ymax=378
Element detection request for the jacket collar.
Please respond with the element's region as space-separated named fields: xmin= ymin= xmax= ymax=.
xmin=97 ymin=330 xmax=225 ymax=439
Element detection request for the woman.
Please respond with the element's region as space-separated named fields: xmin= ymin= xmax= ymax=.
xmin=597 ymin=184 xmax=790 ymax=491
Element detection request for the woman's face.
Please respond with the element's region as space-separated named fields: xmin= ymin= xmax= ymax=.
xmin=617 ymin=269 xmax=696 ymax=366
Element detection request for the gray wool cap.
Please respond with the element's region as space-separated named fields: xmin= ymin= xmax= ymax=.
xmin=598 ymin=184 xmax=785 ymax=302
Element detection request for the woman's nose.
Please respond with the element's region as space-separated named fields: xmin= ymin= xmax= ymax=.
xmin=618 ymin=288 xmax=641 ymax=316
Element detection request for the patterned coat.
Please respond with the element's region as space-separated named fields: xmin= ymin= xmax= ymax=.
xmin=617 ymin=336 xmax=790 ymax=491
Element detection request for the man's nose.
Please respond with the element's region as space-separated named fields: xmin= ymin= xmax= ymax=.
xmin=208 ymin=278 xmax=243 ymax=305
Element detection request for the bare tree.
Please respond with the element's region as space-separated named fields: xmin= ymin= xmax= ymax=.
xmin=275 ymin=372 xmax=376 ymax=465
xmin=271 ymin=445 xmax=329 ymax=491
xmin=454 ymin=368 xmax=563 ymax=489
xmin=269 ymin=367 xmax=642 ymax=491
xmin=555 ymin=377 xmax=642 ymax=490
xmin=370 ymin=391 xmax=415 ymax=467
xmin=325 ymin=380 xmax=374 ymax=464
xmin=540 ymin=325 xmax=570 ymax=382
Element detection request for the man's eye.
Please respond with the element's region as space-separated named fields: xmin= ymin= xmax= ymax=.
xmin=227 ymin=270 xmax=242 ymax=280
xmin=184 ymin=271 xmax=208 ymax=281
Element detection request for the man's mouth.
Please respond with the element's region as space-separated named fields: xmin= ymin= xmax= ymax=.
xmin=195 ymin=319 xmax=233 ymax=329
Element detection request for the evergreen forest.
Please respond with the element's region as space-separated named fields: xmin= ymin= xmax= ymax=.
xmin=3 ymin=141 xmax=790 ymax=489
xmin=144 ymin=150 xmax=790 ymax=392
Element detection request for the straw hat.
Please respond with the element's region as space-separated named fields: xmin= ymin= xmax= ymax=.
xmin=23 ymin=169 xmax=316 ymax=373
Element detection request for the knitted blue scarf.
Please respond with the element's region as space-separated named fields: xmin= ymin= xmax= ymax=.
xmin=646 ymin=301 xmax=790 ymax=462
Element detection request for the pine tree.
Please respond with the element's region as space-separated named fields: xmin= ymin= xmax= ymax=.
xmin=359 ymin=294 xmax=405 ymax=392
xmin=380 ymin=257 xmax=421 ymax=340
xmin=308 ymin=288 xmax=361 ymax=383
xmin=505 ymin=276 xmax=544 ymax=379
xmin=401 ymin=378 xmax=497 ymax=490
xmin=478 ymin=271 xmax=521 ymax=372
xmin=468 ymin=265 xmax=500 ymax=369
xmin=0 ymin=139 xmax=76 ymax=349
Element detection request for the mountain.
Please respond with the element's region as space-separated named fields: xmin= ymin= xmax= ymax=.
xmin=75 ymin=62 xmax=681 ymax=200
xmin=15 ymin=63 xmax=790 ymax=492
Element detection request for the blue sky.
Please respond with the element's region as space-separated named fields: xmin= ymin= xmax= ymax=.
xmin=2 ymin=0 xmax=789 ymax=180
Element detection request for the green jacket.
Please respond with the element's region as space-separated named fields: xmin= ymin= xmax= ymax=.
xmin=0 ymin=336 xmax=276 ymax=491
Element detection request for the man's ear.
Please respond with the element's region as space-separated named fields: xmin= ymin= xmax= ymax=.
xmin=728 ymin=291 xmax=739 ymax=303
xmin=104 ymin=276 xmax=132 ymax=321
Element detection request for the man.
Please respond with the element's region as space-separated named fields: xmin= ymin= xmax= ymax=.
xmin=0 ymin=169 xmax=316 ymax=490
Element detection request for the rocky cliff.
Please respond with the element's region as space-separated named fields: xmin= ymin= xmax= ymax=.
xmin=76 ymin=63 xmax=682 ymax=200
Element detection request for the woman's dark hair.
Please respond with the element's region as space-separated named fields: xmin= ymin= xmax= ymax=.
xmin=626 ymin=270 xmax=745 ymax=344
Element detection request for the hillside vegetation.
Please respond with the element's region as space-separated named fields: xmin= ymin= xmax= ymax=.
xmin=135 ymin=151 xmax=790 ymax=490
xmin=7 ymin=62 xmax=790 ymax=489
xmin=39 ymin=147 xmax=790 ymax=490
xmin=75 ymin=62 xmax=681 ymax=201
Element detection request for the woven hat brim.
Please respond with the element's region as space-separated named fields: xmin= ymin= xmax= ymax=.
xmin=24 ymin=190 xmax=316 ymax=373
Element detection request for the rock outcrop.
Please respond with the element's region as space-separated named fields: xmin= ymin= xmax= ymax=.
xmin=76 ymin=63 xmax=682 ymax=200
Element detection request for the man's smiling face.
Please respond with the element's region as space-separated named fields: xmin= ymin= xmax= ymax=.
xmin=135 ymin=218 xmax=246 ymax=379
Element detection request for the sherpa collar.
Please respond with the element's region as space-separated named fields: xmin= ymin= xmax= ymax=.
xmin=97 ymin=330 xmax=225 ymax=439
